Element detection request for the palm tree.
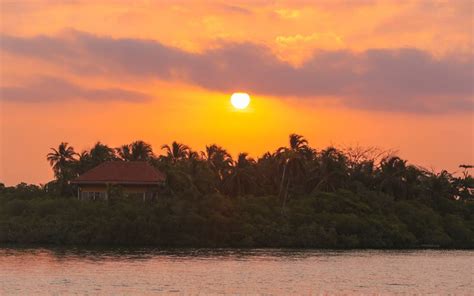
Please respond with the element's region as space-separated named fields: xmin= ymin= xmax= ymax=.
xmin=180 ymin=149 xmax=217 ymax=195
xmin=289 ymin=133 xmax=308 ymax=150
xmin=161 ymin=141 xmax=190 ymax=163
xmin=422 ymin=170 xmax=455 ymax=201
xmin=308 ymin=147 xmax=348 ymax=192
xmin=223 ymin=153 xmax=257 ymax=196
xmin=46 ymin=142 xmax=77 ymax=180
xmin=256 ymin=152 xmax=281 ymax=195
xmin=377 ymin=156 xmax=408 ymax=199
xmin=203 ymin=144 xmax=233 ymax=181
xmin=130 ymin=140 xmax=154 ymax=161
xmin=116 ymin=141 xmax=154 ymax=161
xmin=347 ymin=159 xmax=376 ymax=191
xmin=89 ymin=142 xmax=116 ymax=163
xmin=74 ymin=150 xmax=91 ymax=175
xmin=116 ymin=144 xmax=132 ymax=161
xmin=403 ymin=165 xmax=425 ymax=199
xmin=78 ymin=150 xmax=90 ymax=161
xmin=188 ymin=150 xmax=201 ymax=161
xmin=452 ymin=170 xmax=474 ymax=201
xmin=75 ymin=142 xmax=117 ymax=173
xmin=276 ymin=134 xmax=313 ymax=210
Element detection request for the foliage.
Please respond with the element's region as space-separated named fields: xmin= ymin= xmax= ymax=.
xmin=0 ymin=134 xmax=472 ymax=248
xmin=0 ymin=189 xmax=472 ymax=248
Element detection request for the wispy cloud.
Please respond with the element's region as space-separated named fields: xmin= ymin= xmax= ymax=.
xmin=274 ymin=8 xmax=300 ymax=19
xmin=0 ymin=76 xmax=151 ymax=103
xmin=215 ymin=4 xmax=253 ymax=15
xmin=1 ymin=30 xmax=472 ymax=112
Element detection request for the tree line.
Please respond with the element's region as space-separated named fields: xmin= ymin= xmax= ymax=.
xmin=43 ymin=134 xmax=473 ymax=203
xmin=0 ymin=134 xmax=473 ymax=248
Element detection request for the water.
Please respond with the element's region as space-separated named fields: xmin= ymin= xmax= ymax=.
xmin=0 ymin=248 xmax=472 ymax=295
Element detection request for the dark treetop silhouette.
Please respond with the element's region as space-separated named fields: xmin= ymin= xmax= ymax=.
xmin=0 ymin=134 xmax=473 ymax=248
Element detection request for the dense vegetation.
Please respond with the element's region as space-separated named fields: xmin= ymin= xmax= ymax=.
xmin=1 ymin=135 xmax=473 ymax=248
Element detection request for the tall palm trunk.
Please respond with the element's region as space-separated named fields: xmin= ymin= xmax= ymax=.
xmin=281 ymin=177 xmax=291 ymax=214
xmin=279 ymin=161 xmax=288 ymax=198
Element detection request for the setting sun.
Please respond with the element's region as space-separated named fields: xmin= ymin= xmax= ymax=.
xmin=1 ymin=2 xmax=473 ymax=294
xmin=230 ymin=92 xmax=251 ymax=109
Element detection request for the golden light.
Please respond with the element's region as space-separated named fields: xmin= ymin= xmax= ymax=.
xmin=230 ymin=92 xmax=251 ymax=109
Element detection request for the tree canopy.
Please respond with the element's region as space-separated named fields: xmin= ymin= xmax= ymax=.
xmin=0 ymin=134 xmax=472 ymax=248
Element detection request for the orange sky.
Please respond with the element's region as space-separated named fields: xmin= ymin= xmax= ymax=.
xmin=1 ymin=0 xmax=473 ymax=185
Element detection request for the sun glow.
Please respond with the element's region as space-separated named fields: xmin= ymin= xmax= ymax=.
xmin=230 ymin=92 xmax=251 ymax=109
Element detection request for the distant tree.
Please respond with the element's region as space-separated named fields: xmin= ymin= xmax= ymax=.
xmin=186 ymin=149 xmax=217 ymax=194
xmin=46 ymin=142 xmax=77 ymax=180
xmin=453 ymin=170 xmax=474 ymax=200
xmin=276 ymin=134 xmax=313 ymax=210
xmin=188 ymin=149 xmax=200 ymax=160
xmin=309 ymin=147 xmax=348 ymax=192
xmin=203 ymin=144 xmax=233 ymax=182
xmin=130 ymin=141 xmax=154 ymax=161
xmin=256 ymin=152 xmax=281 ymax=195
xmin=161 ymin=141 xmax=190 ymax=163
xmin=223 ymin=153 xmax=257 ymax=196
xmin=39 ymin=134 xmax=473 ymax=207
xmin=116 ymin=144 xmax=132 ymax=161
xmin=77 ymin=142 xmax=117 ymax=172
xmin=403 ymin=165 xmax=425 ymax=199
xmin=422 ymin=170 xmax=455 ymax=201
xmin=343 ymin=145 xmax=396 ymax=169
xmin=89 ymin=142 xmax=116 ymax=163
xmin=377 ymin=156 xmax=409 ymax=199
xmin=116 ymin=141 xmax=154 ymax=161
xmin=46 ymin=142 xmax=78 ymax=195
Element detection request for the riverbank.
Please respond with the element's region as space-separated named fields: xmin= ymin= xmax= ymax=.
xmin=1 ymin=191 xmax=473 ymax=248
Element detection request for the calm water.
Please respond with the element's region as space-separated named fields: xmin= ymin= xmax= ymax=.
xmin=0 ymin=248 xmax=472 ymax=295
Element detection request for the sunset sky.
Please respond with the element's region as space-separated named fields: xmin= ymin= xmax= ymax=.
xmin=1 ymin=0 xmax=473 ymax=186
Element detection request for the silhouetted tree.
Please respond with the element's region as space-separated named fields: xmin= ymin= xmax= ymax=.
xmin=276 ymin=134 xmax=312 ymax=210
xmin=256 ymin=152 xmax=281 ymax=195
xmin=161 ymin=141 xmax=190 ymax=163
xmin=223 ymin=153 xmax=257 ymax=196
xmin=116 ymin=141 xmax=154 ymax=161
xmin=77 ymin=142 xmax=117 ymax=172
xmin=377 ymin=156 xmax=409 ymax=199
xmin=47 ymin=142 xmax=77 ymax=180
xmin=46 ymin=142 xmax=78 ymax=194
xmin=308 ymin=147 xmax=348 ymax=192
xmin=42 ymin=135 xmax=472 ymax=207
xmin=116 ymin=144 xmax=132 ymax=161
xmin=203 ymin=144 xmax=233 ymax=184
xmin=422 ymin=170 xmax=455 ymax=201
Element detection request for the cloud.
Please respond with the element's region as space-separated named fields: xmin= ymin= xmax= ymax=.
xmin=1 ymin=30 xmax=472 ymax=112
xmin=274 ymin=8 xmax=300 ymax=19
xmin=216 ymin=4 xmax=253 ymax=15
xmin=0 ymin=76 xmax=151 ymax=103
xmin=275 ymin=32 xmax=345 ymax=64
xmin=276 ymin=33 xmax=344 ymax=47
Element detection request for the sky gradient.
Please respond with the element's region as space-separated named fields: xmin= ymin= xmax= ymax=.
xmin=1 ymin=0 xmax=473 ymax=185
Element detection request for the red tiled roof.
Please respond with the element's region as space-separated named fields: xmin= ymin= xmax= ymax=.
xmin=71 ymin=161 xmax=165 ymax=184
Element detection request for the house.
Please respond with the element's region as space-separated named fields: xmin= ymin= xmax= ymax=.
xmin=71 ymin=161 xmax=165 ymax=200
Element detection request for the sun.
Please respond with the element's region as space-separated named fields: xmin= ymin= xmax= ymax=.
xmin=230 ymin=92 xmax=250 ymax=109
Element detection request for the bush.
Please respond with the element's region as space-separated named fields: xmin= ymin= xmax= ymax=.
xmin=0 ymin=189 xmax=472 ymax=248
